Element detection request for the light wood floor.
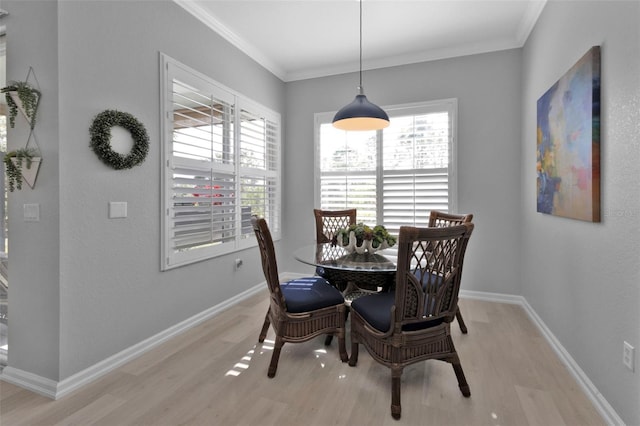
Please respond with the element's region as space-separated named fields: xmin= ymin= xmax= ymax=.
xmin=1 ymin=292 xmax=605 ymax=426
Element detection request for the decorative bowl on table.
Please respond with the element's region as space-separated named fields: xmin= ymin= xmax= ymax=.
xmin=333 ymin=223 xmax=396 ymax=254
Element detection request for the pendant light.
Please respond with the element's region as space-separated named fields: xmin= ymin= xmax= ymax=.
xmin=332 ymin=0 xmax=389 ymax=131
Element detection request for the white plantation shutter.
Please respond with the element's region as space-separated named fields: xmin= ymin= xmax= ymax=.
xmin=382 ymin=169 xmax=449 ymax=235
xmin=170 ymin=167 xmax=236 ymax=252
xmin=320 ymin=173 xmax=377 ymax=223
xmin=316 ymin=99 xmax=456 ymax=236
xmin=162 ymin=55 xmax=281 ymax=269
xmin=239 ymin=108 xmax=280 ymax=239
xmin=381 ymin=110 xmax=452 ymax=236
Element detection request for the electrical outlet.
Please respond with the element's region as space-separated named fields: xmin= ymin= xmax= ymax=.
xmin=623 ymin=341 xmax=635 ymax=371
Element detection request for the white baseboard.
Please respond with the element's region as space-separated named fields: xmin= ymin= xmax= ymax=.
xmin=0 ymin=366 xmax=59 ymax=399
xmin=459 ymin=288 xmax=525 ymax=305
xmin=0 ymin=283 xmax=265 ymax=400
xmin=0 ymin=282 xmax=624 ymax=425
xmin=518 ymin=297 xmax=624 ymax=426
xmin=459 ymin=289 xmax=623 ymax=426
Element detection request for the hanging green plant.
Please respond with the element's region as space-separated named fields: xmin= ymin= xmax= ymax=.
xmin=4 ymin=147 xmax=38 ymax=192
xmin=89 ymin=110 xmax=149 ymax=170
xmin=1 ymin=81 xmax=41 ymax=129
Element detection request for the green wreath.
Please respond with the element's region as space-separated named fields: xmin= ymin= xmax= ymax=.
xmin=89 ymin=110 xmax=149 ymax=170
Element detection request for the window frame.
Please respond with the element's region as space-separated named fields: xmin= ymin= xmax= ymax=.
xmin=314 ymin=98 xmax=458 ymax=229
xmin=160 ymin=54 xmax=281 ymax=270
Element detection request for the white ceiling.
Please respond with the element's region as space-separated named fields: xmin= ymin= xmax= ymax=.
xmin=175 ymin=0 xmax=547 ymax=82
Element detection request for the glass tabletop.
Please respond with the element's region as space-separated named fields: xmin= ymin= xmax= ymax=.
xmin=293 ymin=243 xmax=397 ymax=273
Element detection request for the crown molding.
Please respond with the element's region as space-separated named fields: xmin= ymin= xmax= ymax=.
xmin=286 ymin=38 xmax=522 ymax=82
xmin=173 ymin=0 xmax=287 ymax=81
xmin=516 ymin=0 xmax=548 ymax=45
xmin=175 ymin=0 xmax=546 ymax=83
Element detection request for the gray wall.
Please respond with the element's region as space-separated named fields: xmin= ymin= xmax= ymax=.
xmin=6 ymin=0 xmax=285 ymax=381
xmin=5 ymin=0 xmax=61 ymax=380
xmin=282 ymin=49 xmax=524 ymax=298
xmin=5 ymin=0 xmax=639 ymax=424
xmin=521 ymin=2 xmax=640 ymax=424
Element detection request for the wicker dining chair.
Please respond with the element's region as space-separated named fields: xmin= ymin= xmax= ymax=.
xmin=349 ymin=223 xmax=474 ymax=419
xmin=314 ymin=208 xmax=357 ymax=244
xmin=251 ymin=216 xmax=348 ymax=378
xmin=429 ymin=210 xmax=473 ymax=334
xmin=313 ymin=208 xmax=357 ymax=291
xmin=313 ymin=209 xmax=357 ymax=345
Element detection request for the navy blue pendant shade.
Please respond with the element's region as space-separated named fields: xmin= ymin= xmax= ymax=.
xmin=332 ymin=87 xmax=389 ymax=131
xmin=332 ymin=0 xmax=389 ymax=131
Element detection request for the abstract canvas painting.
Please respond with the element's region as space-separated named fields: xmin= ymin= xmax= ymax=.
xmin=536 ymin=46 xmax=601 ymax=222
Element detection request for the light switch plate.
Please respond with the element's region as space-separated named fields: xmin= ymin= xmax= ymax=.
xmin=24 ymin=203 xmax=40 ymax=222
xmin=623 ymin=341 xmax=635 ymax=371
xmin=109 ymin=202 xmax=127 ymax=219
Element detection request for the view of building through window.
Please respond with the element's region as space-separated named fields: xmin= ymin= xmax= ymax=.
xmin=317 ymin=100 xmax=456 ymax=236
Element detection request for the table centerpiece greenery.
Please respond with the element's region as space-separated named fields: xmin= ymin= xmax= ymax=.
xmin=333 ymin=223 xmax=396 ymax=254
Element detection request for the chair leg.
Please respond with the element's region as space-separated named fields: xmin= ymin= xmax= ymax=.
xmin=325 ymin=307 xmax=349 ymax=346
xmin=337 ymin=329 xmax=348 ymax=362
xmin=456 ymin=307 xmax=468 ymax=334
xmin=348 ymin=340 xmax=359 ymax=366
xmin=391 ymin=367 xmax=402 ymax=419
xmin=267 ymin=336 xmax=284 ymax=378
xmin=451 ymin=353 xmax=471 ymax=397
xmin=258 ymin=309 xmax=271 ymax=343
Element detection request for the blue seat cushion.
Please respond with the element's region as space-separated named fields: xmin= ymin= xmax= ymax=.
xmin=351 ymin=292 xmax=395 ymax=332
xmin=351 ymin=290 xmax=445 ymax=333
xmin=281 ymin=277 xmax=344 ymax=313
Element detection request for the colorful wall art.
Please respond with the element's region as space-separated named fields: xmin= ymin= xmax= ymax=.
xmin=536 ymin=46 xmax=601 ymax=222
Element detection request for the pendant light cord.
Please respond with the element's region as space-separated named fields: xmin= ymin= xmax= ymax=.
xmin=332 ymin=0 xmax=389 ymax=130
xmin=359 ymin=0 xmax=363 ymax=89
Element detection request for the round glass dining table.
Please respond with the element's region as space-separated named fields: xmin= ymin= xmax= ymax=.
xmin=293 ymin=243 xmax=397 ymax=304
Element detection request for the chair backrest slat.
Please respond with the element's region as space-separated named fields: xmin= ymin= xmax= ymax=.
xmin=395 ymin=223 xmax=474 ymax=328
xmin=428 ymin=210 xmax=473 ymax=228
xmin=314 ymin=209 xmax=357 ymax=244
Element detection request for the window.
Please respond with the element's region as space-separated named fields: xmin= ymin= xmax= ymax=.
xmin=161 ymin=55 xmax=281 ymax=270
xmin=315 ymin=99 xmax=457 ymax=236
